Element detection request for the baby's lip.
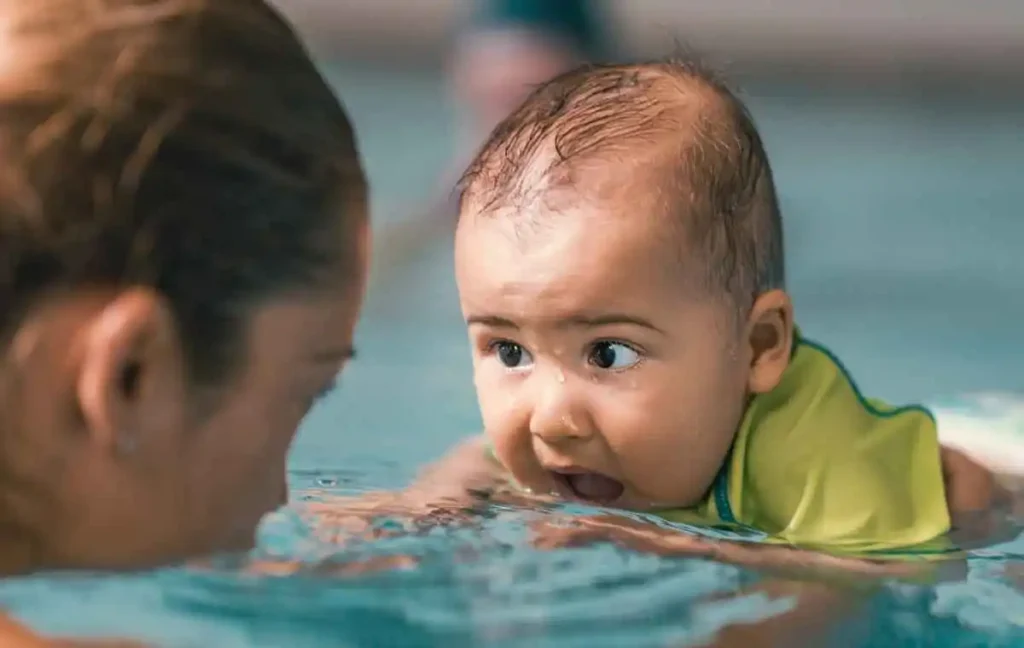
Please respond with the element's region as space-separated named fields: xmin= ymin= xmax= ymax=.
xmin=546 ymin=466 xmax=626 ymax=505
xmin=544 ymin=464 xmax=590 ymax=475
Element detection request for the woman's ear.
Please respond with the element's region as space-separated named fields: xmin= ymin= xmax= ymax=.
xmin=744 ymin=289 xmax=794 ymax=394
xmin=76 ymin=288 xmax=188 ymax=456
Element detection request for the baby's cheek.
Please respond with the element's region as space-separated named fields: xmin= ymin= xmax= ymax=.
xmin=475 ymin=369 xmax=513 ymax=418
xmin=601 ymin=389 xmax=723 ymax=501
xmin=477 ymin=384 xmax=543 ymax=485
xmin=476 ymin=379 xmax=522 ymax=447
xmin=596 ymin=385 xmax=682 ymax=447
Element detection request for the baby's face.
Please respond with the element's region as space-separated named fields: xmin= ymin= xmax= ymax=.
xmin=455 ymin=196 xmax=753 ymax=511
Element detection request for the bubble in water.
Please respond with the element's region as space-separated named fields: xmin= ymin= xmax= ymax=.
xmin=315 ymin=476 xmax=338 ymax=488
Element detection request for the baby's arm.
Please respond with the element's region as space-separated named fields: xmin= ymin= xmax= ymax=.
xmin=531 ymin=514 xmax=924 ymax=582
xmin=302 ymin=435 xmax=515 ymax=538
xmin=941 ymin=445 xmax=1001 ymax=514
xmin=531 ymin=514 xmax=940 ymax=648
xmin=405 ymin=434 xmax=509 ymax=506
xmin=940 ymin=444 xmax=1022 ymax=549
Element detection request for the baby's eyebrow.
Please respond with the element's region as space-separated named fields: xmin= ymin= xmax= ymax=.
xmin=565 ymin=314 xmax=664 ymax=334
xmin=466 ymin=315 xmax=518 ymax=328
xmin=465 ymin=313 xmax=663 ymax=334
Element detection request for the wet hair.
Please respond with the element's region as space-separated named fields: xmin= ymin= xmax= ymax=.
xmin=0 ymin=0 xmax=367 ymax=385
xmin=457 ymin=57 xmax=783 ymax=313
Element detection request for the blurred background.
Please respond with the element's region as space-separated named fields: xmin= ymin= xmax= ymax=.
xmin=275 ymin=0 xmax=1024 ymax=479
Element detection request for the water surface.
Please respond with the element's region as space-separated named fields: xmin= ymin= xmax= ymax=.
xmin=1 ymin=64 xmax=1022 ymax=647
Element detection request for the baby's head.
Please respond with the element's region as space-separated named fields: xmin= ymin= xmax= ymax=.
xmin=455 ymin=59 xmax=793 ymax=510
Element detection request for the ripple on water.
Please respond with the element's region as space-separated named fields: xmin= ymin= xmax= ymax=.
xmin=4 ymin=477 xmax=1024 ymax=646
xmin=167 ymin=500 xmax=787 ymax=647
xmin=153 ymin=489 xmax=1024 ymax=647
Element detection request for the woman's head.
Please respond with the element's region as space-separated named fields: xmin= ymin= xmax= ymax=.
xmin=0 ymin=0 xmax=369 ymax=572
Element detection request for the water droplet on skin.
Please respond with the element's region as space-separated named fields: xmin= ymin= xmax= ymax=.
xmin=556 ymin=370 xmax=566 ymax=384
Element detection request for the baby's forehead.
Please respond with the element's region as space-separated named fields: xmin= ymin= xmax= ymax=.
xmin=454 ymin=198 xmax=707 ymax=324
xmin=457 ymin=180 xmax=691 ymax=281
xmin=464 ymin=139 xmax=676 ymax=215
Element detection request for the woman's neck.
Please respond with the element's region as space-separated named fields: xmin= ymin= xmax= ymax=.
xmin=0 ymin=522 xmax=41 ymax=576
xmin=0 ymin=480 xmax=49 ymax=577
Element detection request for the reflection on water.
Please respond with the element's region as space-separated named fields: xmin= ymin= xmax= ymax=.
xmin=1 ymin=468 xmax=1024 ymax=646
xmin=1 ymin=66 xmax=1023 ymax=646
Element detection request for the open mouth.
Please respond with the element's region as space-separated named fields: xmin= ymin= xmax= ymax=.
xmin=550 ymin=469 xmax=625 ymax=505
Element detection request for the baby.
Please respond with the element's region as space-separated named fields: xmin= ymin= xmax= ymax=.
xmin=410 ymin=57 xmax=1004 ymax=554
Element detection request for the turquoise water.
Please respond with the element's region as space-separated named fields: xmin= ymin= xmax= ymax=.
xmin=1 ymin=64 xmax=1024 ymax=646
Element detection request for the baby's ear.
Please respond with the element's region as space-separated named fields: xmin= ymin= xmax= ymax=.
xmin=743 ymin=289 xmax=794 ymax=394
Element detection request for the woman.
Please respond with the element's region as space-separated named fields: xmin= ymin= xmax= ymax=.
xmin=0 ymin=0 xmax=368 ymax=643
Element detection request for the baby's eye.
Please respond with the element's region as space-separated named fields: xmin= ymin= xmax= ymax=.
xmin=588 ymin=341 xmax=640 ymax=370
xmin=493 ymin=341 xmax=534 ymax=369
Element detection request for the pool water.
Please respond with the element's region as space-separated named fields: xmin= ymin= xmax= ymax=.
xmin=1 ymin=64 xmax=1023 ymax=646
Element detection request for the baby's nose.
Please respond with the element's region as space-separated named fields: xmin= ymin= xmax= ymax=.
xmin=529 ymin=371 xmax=592 ymax=443
xmin=532 ymin=412 xmax=589 ymax=444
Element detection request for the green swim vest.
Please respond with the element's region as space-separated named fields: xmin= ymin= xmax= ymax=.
xmin=658 ymin=331 xmax=952 ymax=554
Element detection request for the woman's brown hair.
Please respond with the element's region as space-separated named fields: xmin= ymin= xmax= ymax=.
xmin=0 ymin=0 xmax=367 ymax=385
